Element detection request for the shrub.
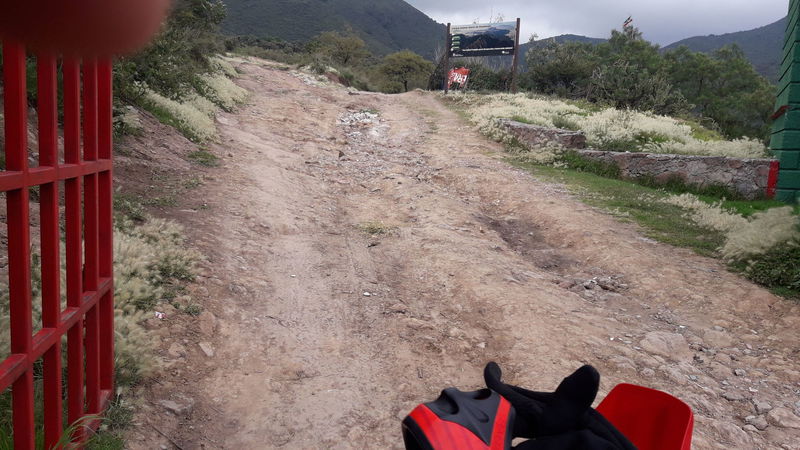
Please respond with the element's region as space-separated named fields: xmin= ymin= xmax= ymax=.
xmin=450 ymin=92 xmax=769 ymax=158
xmin=144 ymin=89 xmax=216 ymax=142
xmin=0 ymin=217 xmax=199 ymax=380
xmin=744 ymin=243 xmax=800 ymax=294
xmin=187 ymin=149 xmax=220 ymax=167
xmin=197 ymin=72 xmax=248 ymax=111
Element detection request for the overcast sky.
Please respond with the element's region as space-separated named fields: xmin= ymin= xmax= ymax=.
xmin=404 ymin=0 xmax=789 ymax=46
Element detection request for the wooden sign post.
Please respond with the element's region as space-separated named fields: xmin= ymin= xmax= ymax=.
xmin=444 ymin=23 xmax=451 ymax=93
xmin=510 ymin=17 xmax=521 ymax=93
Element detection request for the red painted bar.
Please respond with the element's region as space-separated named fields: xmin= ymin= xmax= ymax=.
xmin=82 ymin=59 xmax=102 ymax=415
xmin=0 ymin=355 xmax=27 ymax=392
xmin=63 ymin=57 xmax=86 ymax=440
xmin=3 ymin=41 xmax=36 ymax=450
xmin=37 ymin=52 xmax=65 ymax=449
xmin=98 ymin=58 xmax=116 ymax=391
xmin=767 ymin=160 xmax=781 ymax=199
xmin=0 ymin=160 xmax=113 ymax=192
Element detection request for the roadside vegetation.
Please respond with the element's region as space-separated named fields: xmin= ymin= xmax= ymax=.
xmin=227 ymin=31 xmax=435 ymax=93
xmin=514 ymin=163 xmax=799 ymax=298
xmin=450 ymin=92 xmax=768 ymax=159
xmin=0 ymin=0 xmax=227 ymax=446
xmin=448 ymin=80 xmax=799 ymax=298
xmin=0 ymin=215 xmax=199 ymax=447
xmin=439 ymin=26 xmax=798 ymax=299
xmin=114 ymin=0 xmax=247 ymax=143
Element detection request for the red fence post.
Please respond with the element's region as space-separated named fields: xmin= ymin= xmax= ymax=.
xmin=3 ymin=40 xmax=36 ymax=450
xmin=98 ymin=59 xmax=116 ymax=395
xmin=63 ymin=57 xmax=87 ymax=443
xmin=82 ymin=59 xmax=102 ymax=418
xmin=36 ymin=51 xmax=65 ymax=450
xmin=1 ymin=3 xmax=150 ymax=447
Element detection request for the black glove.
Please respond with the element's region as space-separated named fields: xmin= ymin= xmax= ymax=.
xmin=484 ymin=362 xmax=636 ymax=450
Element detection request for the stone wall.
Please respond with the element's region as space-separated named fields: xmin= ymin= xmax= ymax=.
xmin=498 ymin=119 xmax=586 ymax=149
xmin=499 ymin=119 xmax=779 ymax=200
xmin=578 ymin=151 xmax=777 ymax=199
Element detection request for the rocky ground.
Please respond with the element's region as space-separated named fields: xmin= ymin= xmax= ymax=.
xmin=123 ymin=58 xmax=800 ymax=449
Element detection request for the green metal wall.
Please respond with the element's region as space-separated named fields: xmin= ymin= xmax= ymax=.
xmin=772 ymin=0 xmax=800 ymax=203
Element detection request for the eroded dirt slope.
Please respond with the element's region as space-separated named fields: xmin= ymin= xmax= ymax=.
xmin=128 ymin=59 xmax=800 ymax=449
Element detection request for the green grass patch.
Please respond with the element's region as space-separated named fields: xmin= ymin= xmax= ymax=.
xmin=560 ymin=151 xmax=770 ymax=201
xmin=551 ymin=115 xmax=580 ymax=131
xmin=114 ymin=194 xmax=147 ymax=222
xmin=510 ymin=159 xmax=790 ymax=257
xmin=184 ymin=303 xmax=204 ymax=317
xmin=358 ymin=221 xmax=397 ymax=236
xmin=733 ymin=245 xmax=800 ymax=298
xmin=510 ymin=115 xmax=534 ymax=125
xmin=142 ymin=196 xmax=178 ymax=208
xmin=187 ymin=150 xmax=220 ymax=167
xmin=139 ymin=100 xmax=205 ymax=144
xmin=682 ymin=118 xmax=724 ymax=141
xmin=183 ymin=176 xmax=205 ymax=189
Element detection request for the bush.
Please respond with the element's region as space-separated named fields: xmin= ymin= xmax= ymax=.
xmin=744 ymin=243 xmax=800 ymax=295
xmin=590 ymin=61 xmax=690 ymax=116
xmin=114 ymin=0 xmax=226 ymax=103
xmin=378 ymin=50 xmax=435 ymax=92
xmin=451 ymin=92 xmax=768 ymax=158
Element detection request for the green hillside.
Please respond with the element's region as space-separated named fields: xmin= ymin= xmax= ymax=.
xmin=663 ymin=17 xmax=786 ymax=80
xmin=528 ymin=34 xmax=606 ymax=48
xmin=220 ymin=0 xmax=445 ymax=58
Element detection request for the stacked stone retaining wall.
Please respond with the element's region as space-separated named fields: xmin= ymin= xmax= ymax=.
xmin=500 ymin=120 xmax=779 ymax=200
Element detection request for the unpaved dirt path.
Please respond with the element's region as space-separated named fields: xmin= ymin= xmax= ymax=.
xmin=129 ymin=59 xmax=800 ymax=449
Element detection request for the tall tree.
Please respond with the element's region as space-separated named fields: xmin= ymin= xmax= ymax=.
xmin=665 ymin=44 xmax=774 ymax=139
xmin=379 ymin=50 xmax=434 ymax=93
xmin=308 ymin=30 xmax=370 ymax=66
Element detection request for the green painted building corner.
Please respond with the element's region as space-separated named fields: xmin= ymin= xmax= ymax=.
xmin=771 ymin=0 xmax=800 ymax=203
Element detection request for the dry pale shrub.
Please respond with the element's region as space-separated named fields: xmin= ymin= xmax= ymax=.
xmin=188 ymin=93 xmax=218 ymax=118
xmin=664 ymin=194 xmax=747 ymax=233
xmin=665 ymin=193 xmax=800 ymax=261
xmin=645 ymin=138 xmax=767 ymax=159
xmin=721 ymin=207 xmax=799 ymax=261
xmin=452 ymin=92 xmax=769 ymax=159
xmin=0 ymin=216 xmax=199 ymax=384
xmin=209 ymin=55 xmax=239 ymax=78
xmin=145 ymin=89 xmax=216 ymax=142
xmin=197 ymin=73 xmax=248 ymax=112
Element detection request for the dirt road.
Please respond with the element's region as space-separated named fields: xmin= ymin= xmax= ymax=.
xmin=129 ymin=59 xmax=800 ymax=449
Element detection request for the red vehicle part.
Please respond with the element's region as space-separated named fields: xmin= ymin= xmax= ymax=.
xmin=0 ymin=0 xmax=170 ymax=55
xmin=597 ymin=384 xmax=694 ymax=450
xmin=403 ymin=388 xmax=515 ymax=450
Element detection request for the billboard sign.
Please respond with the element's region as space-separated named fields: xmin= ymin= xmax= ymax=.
xmin=450 ymin=22 xmax=517 ymax=57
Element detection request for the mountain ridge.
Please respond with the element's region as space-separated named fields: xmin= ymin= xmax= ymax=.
xmin=220 ymin=0 xmax=445 ymax=59
xmin=220 ymin=0 xmax=786 ymax=79
xmin=662 ymin=16 xmax=786 ymax=80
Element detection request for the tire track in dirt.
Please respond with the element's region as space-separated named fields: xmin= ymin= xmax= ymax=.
xmin=129 ymin=59 xmax=800 ymax=449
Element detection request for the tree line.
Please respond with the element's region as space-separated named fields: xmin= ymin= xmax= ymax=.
xmin=67 ymin=1 xmax=772 ymax=143
xmin=509 ymin=26 xmax=773 ymax=140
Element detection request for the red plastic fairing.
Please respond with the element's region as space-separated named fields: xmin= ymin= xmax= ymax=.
xmin=0 ymin=0 xmax=170 ymax=55
xmin=408 ymin=397 xmax=513 ymax=450
xmin=597 ymin=384 xmax=694 ymax=450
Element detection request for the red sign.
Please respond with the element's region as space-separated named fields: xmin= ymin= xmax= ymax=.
xmin=448 ymin=68 xmax=471 ymax=89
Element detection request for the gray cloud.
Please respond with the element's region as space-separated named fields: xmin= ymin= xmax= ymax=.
xmin=405 ymin=0 xmax=789 ymax=45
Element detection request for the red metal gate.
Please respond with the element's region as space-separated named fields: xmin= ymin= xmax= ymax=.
xmin=1 ymin=43 xmax=115 ymax=448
